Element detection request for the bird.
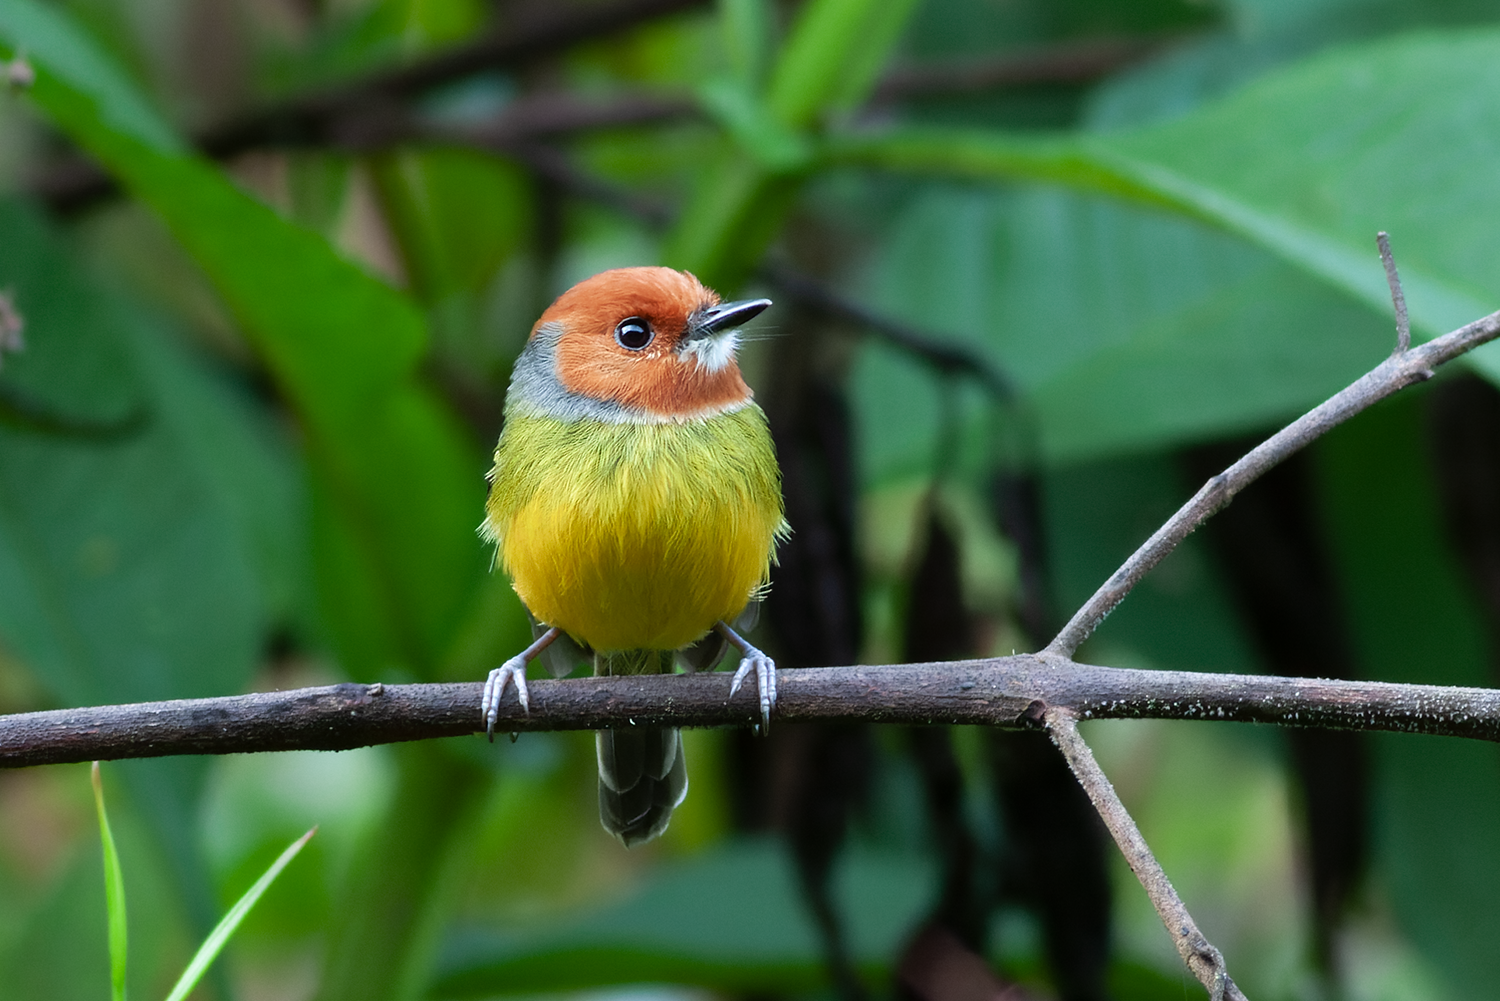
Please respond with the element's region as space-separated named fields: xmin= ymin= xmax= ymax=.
xmin=479 ymin=266 xmax=786 ymax=846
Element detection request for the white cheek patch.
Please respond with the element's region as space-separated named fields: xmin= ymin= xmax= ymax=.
xmin=680 ymin=330 xmax=740 ymax=373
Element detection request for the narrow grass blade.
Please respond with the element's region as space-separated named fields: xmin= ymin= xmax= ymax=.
xmin=91 ymin=762 xmax=128 ymax=1001
xmin=162 ymin=827 xmax=316 ymax=1001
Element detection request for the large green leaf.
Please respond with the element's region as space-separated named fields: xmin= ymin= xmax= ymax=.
xmin=834 ymin=29 xmax=1500 ymax=374
xmin=0 ymin=6 xmax=527 ymax=998
xmin=0 ymin=196 xmax=277 ymax=707
xmin=843 ymin=184 xmax=1391 ymax=471
xmin=1099 ymin=30 xmax=1500 ymax=336
xmin=0 ymin=0 xmax=499 ymax=675
xmin=0 ymin=195 xmax=292 ymax=997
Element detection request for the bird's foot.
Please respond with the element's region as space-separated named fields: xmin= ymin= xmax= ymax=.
xmin=718 ymin=621 xmax=777 ymax=732
xmin=483 ymin=656 xmax=531 ymax=740
xmin=482 ymin=626 xmax=561 ymax=740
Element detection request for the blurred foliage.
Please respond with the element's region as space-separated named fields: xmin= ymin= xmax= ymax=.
xmin=1 ymin=0 xmax=1500 ymax=999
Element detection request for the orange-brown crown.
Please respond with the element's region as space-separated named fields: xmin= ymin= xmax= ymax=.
xmin=535 ymin=267 xmax=753 ymax=419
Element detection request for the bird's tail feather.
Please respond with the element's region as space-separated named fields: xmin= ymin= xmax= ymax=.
xmin=596 ymin=650 xmax=687 ymax=846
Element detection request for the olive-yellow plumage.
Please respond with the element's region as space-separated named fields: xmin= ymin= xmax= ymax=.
xmin=483 ymin=406 xmax=784 ymax=652
xmin=478 ymin=266 xmax=784 ymax=846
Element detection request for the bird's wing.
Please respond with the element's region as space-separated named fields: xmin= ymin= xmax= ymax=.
xmin=528 ymin=613 xmax=592 ymax=677
xmin=673 ymin=600 xmax=762 ymax=673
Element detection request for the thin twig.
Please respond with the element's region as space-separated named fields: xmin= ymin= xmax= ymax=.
xmin=7 ymin=657 xmax=1500 ymax=767
xmin=1044 ymin=708 xmax=1246 ymax=1001
xmin=1046 ymin=305 xmax=1500 ymax=659
xmin=1377 ymin=232 xmax=1411 ymax=355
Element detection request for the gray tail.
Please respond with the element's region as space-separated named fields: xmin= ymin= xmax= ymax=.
xmin=595 ymin=650 xmax=687 ymax=846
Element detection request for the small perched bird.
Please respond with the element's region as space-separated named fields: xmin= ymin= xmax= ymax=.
xmin=480 ymin=267 xmax=786 ymax=845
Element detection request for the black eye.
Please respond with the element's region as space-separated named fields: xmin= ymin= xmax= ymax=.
xmin=614 ymin=317 xmax=654 ymax=351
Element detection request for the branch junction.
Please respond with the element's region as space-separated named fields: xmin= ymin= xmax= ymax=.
xmin=5 ymin=656 xmax=1499 ymax=768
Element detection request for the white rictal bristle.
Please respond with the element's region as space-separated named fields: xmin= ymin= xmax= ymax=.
xmin=682 ymin=330 xmax=740 ymax=373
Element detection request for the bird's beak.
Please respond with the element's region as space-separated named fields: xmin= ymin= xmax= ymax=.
xmin=686 ymin=298 xmax=772 ymax=340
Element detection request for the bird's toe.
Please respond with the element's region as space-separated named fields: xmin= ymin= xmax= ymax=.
xmin=482 ymin=656 xmax=532 ymax=739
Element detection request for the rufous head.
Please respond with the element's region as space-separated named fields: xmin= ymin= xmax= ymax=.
xmin=507 ymin=267 xmax=771 ymax=423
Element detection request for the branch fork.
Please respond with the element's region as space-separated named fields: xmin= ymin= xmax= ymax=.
xmin=0 ymin=236 xmax=1496 ymax=999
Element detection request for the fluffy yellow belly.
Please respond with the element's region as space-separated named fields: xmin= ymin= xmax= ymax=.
xmin=483 ymin=406 xmax=785 ymax=652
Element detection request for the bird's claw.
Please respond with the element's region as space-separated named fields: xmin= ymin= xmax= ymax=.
xmin=729 ymin=648 xmax=777 ymax=731
xmin=483 ymin=655 xmax=531 ymax=740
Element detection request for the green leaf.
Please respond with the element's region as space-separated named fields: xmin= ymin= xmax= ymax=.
xmin=369 ymin=148 xmax=532 ymax=305
xmin=766 ymin=0 xmax=922 ymax=128
xmin=0 ymin=196 xmax=290 ymax=991
xmin=697 ymin=78 xmax=815 ymax=172
xmin=0 ymin=199 xmax=278 ymax=705
xmin=164 ymin=827 xmax=316 ymax=1001
xmin=834 ymin=29 xmax=1500 ymax=369
xmin=0 ymin=0 xmax=499 ymax=673
xmin=665 ymin=0 xmax=924 ymax=288
xmin=91 ymin=763 xmax=128 ymax=1001
xmin=845 ymin=184 xmax=1391 ymax=470
xmin=0 ymin=11 xmax=511 ymax=991
xmin=719 ymin=0 xmax=774 ymax=88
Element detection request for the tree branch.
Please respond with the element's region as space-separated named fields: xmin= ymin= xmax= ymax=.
xmin=1045 ymin=708 xmax=1246 ymax=1001
xmin=1378 ymin=231 xmax=1411 ymax=355
xmin=1046 ymin=305 xmax=1500 ymax=658
xmin=33 ymin=31 xmax=1168 ymax=212
xmin=32 ymin=0 xmax=710 ymax=212
xmin=7 ymin=656 xmax=1500 ymax=768
xmin=757 ymin=262 xmax=1016 ymax=397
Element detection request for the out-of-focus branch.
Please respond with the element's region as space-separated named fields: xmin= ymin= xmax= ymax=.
xmin=207 ymin=0 xmax=709 ymax=155
xmin=7 ymin=658 xmax=1500 ymax=768
xmin=869 ymin=35 xmax=1172 ymax=104
xmin=1046 ymin=303 xmax=1500 ymax=659
xmin=32 ymin=0 xmax=709 ymax=211
xmin=32 ymin=31 xmax=1168 ymax=212
xmin=757 ymin=262 xmax=1014 ymax=397
xmin=1045 ymin=708 xmax=1246 ymax=1001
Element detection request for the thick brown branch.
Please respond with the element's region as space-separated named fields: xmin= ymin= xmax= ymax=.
xmin=1045 ymin=708 xmax=1246 ymax=1001
xmin=1047 ymin=306 xmax=1500 ymax=658
xmin=5 ymin=657 xmax=1500 ymax=768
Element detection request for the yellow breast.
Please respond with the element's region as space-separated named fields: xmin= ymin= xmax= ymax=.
xmin=483 ymin=405 xmax=785 ymax=652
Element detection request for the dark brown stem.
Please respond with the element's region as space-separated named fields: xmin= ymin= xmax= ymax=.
xmin=8 ymin=657 xmax=1500 ymax=767
xmin=1046 ymin=306 xmax=1500 ymax=658
xmin=1044 ymin=708 xmax=1247 ymax=1001
xmin=757 ymin=262 xmax=1014 ymax=397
